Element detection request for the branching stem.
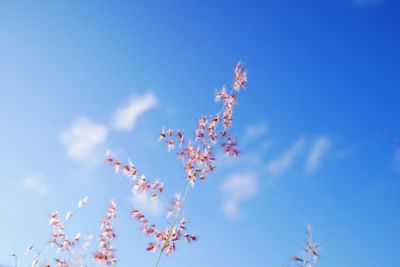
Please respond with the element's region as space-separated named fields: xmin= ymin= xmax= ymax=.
xmin=153 ymin=181 xmax=192 ymax=267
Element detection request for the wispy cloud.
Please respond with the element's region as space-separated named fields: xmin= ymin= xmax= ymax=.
xmin=60 ymin=118 xmax=108 ymax=164
xmin=221 ymin=172 xmax=259 ymax=219
xmin=20 ymin=174 xmax=47 ymax=196
xmin=266 ymin=138 xmax=306 ymax=177
xmin=129 ymin=192 xmax=163 ymax=216
xmin=112 ymin=92 xmax=158 ymax=131
xmin=306 ymin=136 xmax=331 ymax=173
xmin=219 ymin=130 xmax=341 ymax=219
xmin=243 ymin=121 xmax=268 ymax=143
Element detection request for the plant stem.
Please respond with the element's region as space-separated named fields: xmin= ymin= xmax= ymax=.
xmin=153 ymin=249 xmax=163 ymax=267
xmin=153 ymin=181 xmax=192 ymax=267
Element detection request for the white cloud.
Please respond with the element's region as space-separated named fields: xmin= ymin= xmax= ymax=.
xmin=266 ymin=138 xmax=306 ymax=177
xmin=112 ymin=92 xmax=158 ymax=131
xmin=243 ymin=121 xmax=268 ymax=142
xmin=20 ymin=175 xmax=47 ymax=196
xmin=129 ymin=192 xmax=163 ymax=216
xmin=306 ymin=136 xmax=331 ymax=173
xmin=60 ymin=118 xmax=108 ymax=163
xmin=221 ymin=172 xmax=259 ymax=218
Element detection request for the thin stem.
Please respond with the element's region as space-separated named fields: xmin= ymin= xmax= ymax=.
xmin=153 ymin=249 xmax=163 ymax=267
xmin=153 ymin=181 xmax=192 ymax=267
xmin=13 ymin=254 xmax=17 ymax=267
xmin=30 ymin=245 xmax=47 ymax=267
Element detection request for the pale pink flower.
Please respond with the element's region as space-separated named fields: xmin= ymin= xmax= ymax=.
xmin=93 ymin=201 xmax=118 ymax=265
xmin=105 ymin=153 xmax=164 ymax=199
xmin=233 ymin=61 xmax=247 ymax=91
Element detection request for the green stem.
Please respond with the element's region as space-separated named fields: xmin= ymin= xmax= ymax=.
xmin=153 ymin=181 xmax=192 ymax=267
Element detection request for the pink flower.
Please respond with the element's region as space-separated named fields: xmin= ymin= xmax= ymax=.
xmin=105 ymin=152 xmax=164 ymax=199
xmin=233 ymin=61 xmax=247 ymax=91
xmin=93 ymin=201 xmax=117 ymax=265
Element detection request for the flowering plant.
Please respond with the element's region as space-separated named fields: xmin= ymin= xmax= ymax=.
xmin=20 ymin=62 xmax=319 ymax=267
xmin=103 ymin=62 xmax=247 ymax=267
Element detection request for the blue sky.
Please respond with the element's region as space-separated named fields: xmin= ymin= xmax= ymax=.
xmin=0 ymin=1 xmax=399 ymax=266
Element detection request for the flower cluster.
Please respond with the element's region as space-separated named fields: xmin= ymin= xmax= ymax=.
xmin=166 ymin=193 xmax=183 ymax=218
xmin=93 ymin=201 xmax=117 ymax=265
xmin=159 ymin=62 xmax=247 ymax=189
xmin=131 ymin=209 xmax=196 ymax=256
xmin=233 ymin=61 xmax=247 ymax=91
xmin=49 ymin=213 xmax=81 ymax=253
xmin=159 ymin=128 xmax=184 ymax=151
xmin=45 ymin=196 xmax=89 ymax=267
xmin=49 ymin=212 xmax=71 ymax=253
xmin=289 ymin=225 xmax=320 ymax=267
xmin=106 ymin=151 xmax=164 ymax=199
